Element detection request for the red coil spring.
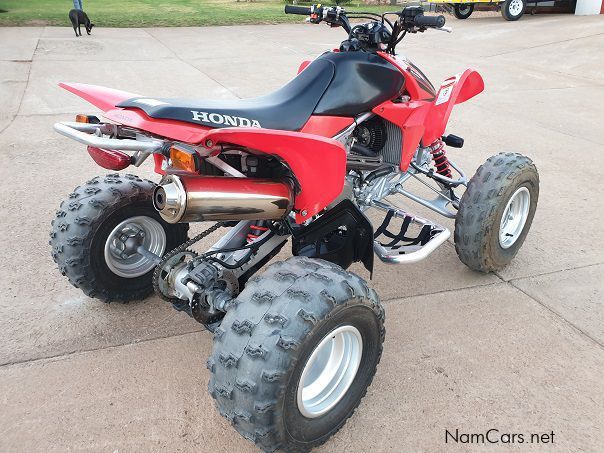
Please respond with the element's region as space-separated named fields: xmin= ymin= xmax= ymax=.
xmin=246 ymin=224 xmax=269 ymax=243
xmin=429 ymin=140 xmax=452 ymax=178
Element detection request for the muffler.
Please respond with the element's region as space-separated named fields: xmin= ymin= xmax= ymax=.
xmin=153 ymin=175 xmax=294 ymax=224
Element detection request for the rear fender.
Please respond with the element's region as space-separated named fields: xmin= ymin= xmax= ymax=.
xmin=103 ymin=108 xmax=210 ymax=143
xmin=59 ymin=82 xmax=140 ymax=112
xmin=59 ymin=82 xmax=210 ymax=143
xmin=202 ymin=127 xmax=346 ymax=223
xmin=423 ymin=69 xmax=484 ymax=144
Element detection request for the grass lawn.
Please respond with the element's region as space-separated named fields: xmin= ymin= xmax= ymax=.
xmin=0 ymin=0 xmax=397 ymax=27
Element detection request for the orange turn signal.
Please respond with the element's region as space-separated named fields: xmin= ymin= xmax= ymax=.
xmin=169 ymin=146 xmax=198 ymax=173
xmin=75 ymin=114 xmax=100 ymax=124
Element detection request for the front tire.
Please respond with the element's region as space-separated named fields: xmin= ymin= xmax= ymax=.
xmin=501 ymin=0 xmax=526 ymax=20
xmin=208 ymin=257 xmax=385 ymax=452
xmin=453 ymin=3 xmax=474 ymax=19
xmin=454 ymin=153 xmax=539 ymax=272
xmin=50 ymin=173 xmax=188 ymax=302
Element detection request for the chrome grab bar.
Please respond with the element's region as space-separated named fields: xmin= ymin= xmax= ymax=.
xmin=53 ymin=121 xmax=164 ymax=153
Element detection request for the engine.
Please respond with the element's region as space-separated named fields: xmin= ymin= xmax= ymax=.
xmin=351 ymin=117 xmax=403 ymax=166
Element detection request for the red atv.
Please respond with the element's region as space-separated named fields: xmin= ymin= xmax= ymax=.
xmin=51 ymin=5 xmax=538 ymax=451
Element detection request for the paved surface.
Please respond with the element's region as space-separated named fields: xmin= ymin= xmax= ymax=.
xmin=1 ymin=13 xmax=603 ymax=452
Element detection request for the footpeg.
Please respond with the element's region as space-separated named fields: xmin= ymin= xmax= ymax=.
xmin=373 ymin=205 xmax=450 ymax=264
xmin=443 ymin=134 xmax=464 ymax=148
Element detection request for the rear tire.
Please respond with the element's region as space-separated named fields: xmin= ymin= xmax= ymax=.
xmin=453 ymin=4 xmax=474 ymax=19
xmin=501 ymin=0 xmax=525 ymax=20
xmin=454 ymin=153 xmax=539 ymax=272
xmin=50 ymin=173 xmax=188 ymax=302
xmin=208 ymin=256 xmax=385 ymax=452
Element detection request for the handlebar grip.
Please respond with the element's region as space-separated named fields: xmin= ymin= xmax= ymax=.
xmin=413 ymin=14 xmax=446 ymax=28
xmin=284 ymin=5 xmax=312 ymax=15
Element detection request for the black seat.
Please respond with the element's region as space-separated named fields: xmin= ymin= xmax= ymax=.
xmin=117 ymin=59 xmax=335 ymax=131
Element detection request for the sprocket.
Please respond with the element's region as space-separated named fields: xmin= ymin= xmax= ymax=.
xmin=153 ymin=222 xmax=226 ymax=311
xmin=152 ymin=249 xmax=199 ymax=307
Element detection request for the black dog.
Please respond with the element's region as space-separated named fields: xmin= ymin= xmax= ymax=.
xmin=69 ymin=9 xmax=94 ymax=37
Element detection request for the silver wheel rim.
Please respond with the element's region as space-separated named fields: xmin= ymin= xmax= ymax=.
xmin=459 ymin=4 xmax=472 ymax=13
xmin=297 ymin=325 xmax=363 ymax=419
xmin=509 ymin=0 xmax=523 ymax=16
xmin=499 ymin=187 xmax=530 ymax=249
xmin=104 ymin=216 xmax=166 ymax=278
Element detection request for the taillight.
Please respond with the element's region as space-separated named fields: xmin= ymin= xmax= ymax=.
xmin=87 ymin=146 xmax=131 ymax=170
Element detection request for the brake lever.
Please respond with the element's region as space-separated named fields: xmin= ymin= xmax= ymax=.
xmin=434 ymin=26 xmax=453 ymax=33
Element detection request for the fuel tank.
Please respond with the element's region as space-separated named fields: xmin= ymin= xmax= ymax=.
xmin=311 ymin=52 xmax=405 ymax=117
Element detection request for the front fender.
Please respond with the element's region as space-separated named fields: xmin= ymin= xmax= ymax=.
xmin=423 ymin=69 xmax=484 ymax=144
xmin=202 ymin=127 xmax=346 ymax=223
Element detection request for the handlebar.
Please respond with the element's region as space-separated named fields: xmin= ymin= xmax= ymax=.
xmin=284 ymin=4 xmax=449 ymax=53
xmin=284 ymin=5 xmax=312 ymax=15
xmin=413 ymin=14 xmax=446 ymax=28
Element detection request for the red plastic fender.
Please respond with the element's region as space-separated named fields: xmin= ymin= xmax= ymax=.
xmin=59 ymin=82 xmax=139 ymax=112
xmin=103 ymin=107 xmax=211 ymax=143
xmin=377 ymin=52 xmax=436 ymax=101
xmin=59 ymin=82 xmax=211 ymax=143
xmin=299 ymin=115 xmax=354 ymax=138
xmin=202 ymin=127 xmax=347 ymax=223
xmin=373 ymin=100 xmax=432 ymax=171
xmin=422 ymin=69 xmax=484 ymax=144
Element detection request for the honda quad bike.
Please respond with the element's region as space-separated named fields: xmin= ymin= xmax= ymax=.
xmin=50 ymin=5 xmax=539 ymax=452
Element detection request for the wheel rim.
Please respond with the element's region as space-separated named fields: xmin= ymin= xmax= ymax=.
xmin=104 ymin=216 xmax=166 ymax=278
xmin=459 ymin=4 xmax=472 ymax=14
xmin=509 ymin=0 xmax=523 ymax=16
xmin=297 ymin=325 xmax=363 ymax=419
xmin=499 ymin=187 xmax=530 ymax=249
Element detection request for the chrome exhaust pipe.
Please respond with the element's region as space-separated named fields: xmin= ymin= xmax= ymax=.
xmin=154 ymin=175 xmax=294 ymax=224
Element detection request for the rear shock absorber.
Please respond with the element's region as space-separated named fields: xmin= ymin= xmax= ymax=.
xmin=246 ymin=224 xmax=269 ymax=243
xmin=429 ymin=139 xmax=452 ymax=179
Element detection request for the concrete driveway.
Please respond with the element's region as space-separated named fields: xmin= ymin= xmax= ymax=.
xmin=1 ymin=13 xmax=603 ymax=452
